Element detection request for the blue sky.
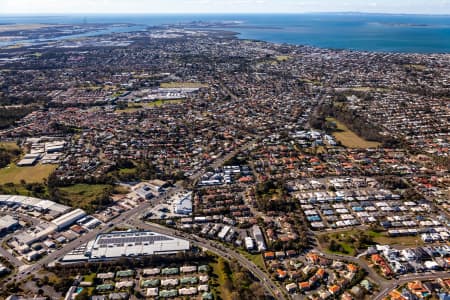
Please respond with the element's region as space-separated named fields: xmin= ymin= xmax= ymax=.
xmin=1 ymin=0 xmax=450 ymax=14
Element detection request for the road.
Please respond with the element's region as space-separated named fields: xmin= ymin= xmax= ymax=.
xmin=374 ymin=271 xmax=450 ymax=300
xmin=1 ymin=188 xmax=177 ymax=285
xmin=1 ymin=79 xmax=447 ymax=299
xmin=313 ymin=251 xmax=390 ymax=289
xmin=0 ymin=131 xmax=263 ymax=290
xmin=188 ymin=137 xmax=259 ymax=180
xmin=313 ymin=250 xmax=450 ymax=300
xmin=0 ymin=214 xmax=48 ymax=269
xmin=127 ymin=219 xmax=287 ymax=300
xmin=0 ymin=244 xmax=22 ymax=269
xmin=219 ymin=79 xmax=239 ymax=101
xmin=4 ymin=187 xmax=286 ymax=299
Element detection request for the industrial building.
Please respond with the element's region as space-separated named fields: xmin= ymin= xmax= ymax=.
xmin=218 ymin=225 xmax=231 ymax=240
xmin=252 ymin=225 xmax=267 ymax=252
xmin=245 ymin=237 xmax=255 ymax=251
xmin=17 ymin=153 xmax=41 ymax=166
xmin=135 ymin=185 xmax=154 ymax=200
xmin=147 ymin=179 xmax=168 ymax=192
xmin=0 ymin=215 xmax=19 ymax=235
xmin=134 ymin=180 xmax=168 ymax=199
xmin=87 ymin=231 xmax=190 ymax=260
xmin=172 ymin=191 xmax=192 ymax=215
xmin=51 ymin=208 xmax=87 ymax=230
xmin=45 ymin=141 xmax=65 ymax=153
xmin=17 ymin=138 xmax=66 ymax=166
xmin=16 ymin=223 xmax=57 ymax=246
xmin=0 ymin=195 xmax=70 ymax=217
xmin=76 ymin=215 xmax=102 ymax=230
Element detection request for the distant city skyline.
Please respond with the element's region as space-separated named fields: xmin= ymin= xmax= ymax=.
xmin=1 ymin=0 xmax=450 ymax=15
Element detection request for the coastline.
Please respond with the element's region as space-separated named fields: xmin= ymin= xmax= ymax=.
xmin=1 ymin=13 xmax=450 ymax=53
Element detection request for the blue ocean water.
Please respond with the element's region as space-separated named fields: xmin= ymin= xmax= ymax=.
xmin=1 ymin=13 xmax=450 ymax=53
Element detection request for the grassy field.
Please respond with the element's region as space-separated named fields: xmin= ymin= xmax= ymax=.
xmin=83 ymin=273 xmax=97 ymax=282
xmin=0 ymin=141 xmax=21 ymax=163
xmin=0 ymin=163 xmax=56 ymax=184
xmin=144 ymin=99 xmax=184 ymax=107
xmin=324 ymin=240 xmax=358 ymax=256
xmin=327 ymin=117 xmax=381 ymax=148
xmin=0 ymin=142 xmax=20 ymax=152
xmin=115 ymin=104 xmax=142 ymax=113
xmin=321 ymin=229 xmax=423 ymax=256
xmin=349 ymin=87 xmax=372 ymax=92
xmin=366 ymin=229 xmax=423 ymax=246
xmin=275 ymin=55 xmax=291 ymax=61
xmin=58 ymin=184 xmax=112 ymax=211
xmin=404 ymin=64 xmax=427 ymax=71
xmin=371 ymin=235 xmax=424 ymax=247
xmin=0 ymin=184 xmax=30 ymax=196
xmin=320 ymin=229 xmax=379 ymax=256
xmin=115 ymin=99 xmax=184 ymax=113
xmin=238 ymin=249 xmax=266 ymax=270
xmin=337 ymin=87 xmax=390 ymax=93
xmin=113 ymin=185 xmax=130 ymax=194
xmin=211 ymin=258 xmax=232 ymax=300
xmin=160 ymin=82 xmax=208 ymax=88
xmin=118 ymin=167 xmax=136 ymax=175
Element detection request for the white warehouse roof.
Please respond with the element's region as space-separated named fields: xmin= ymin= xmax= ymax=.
xmin=51 ymin=208 xmax=86 ymax=229
xmin=89 ymin=231 xmax=190 ymax=260
xmin=0 ymin=195 xmax=70 ymax=215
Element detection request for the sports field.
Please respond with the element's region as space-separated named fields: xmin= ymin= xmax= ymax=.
xmin=327 ymin=117 xmax=381 ymax=148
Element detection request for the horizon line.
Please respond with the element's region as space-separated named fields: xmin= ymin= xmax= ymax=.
xmin=1 ymin=11 xmax=450 ymax=17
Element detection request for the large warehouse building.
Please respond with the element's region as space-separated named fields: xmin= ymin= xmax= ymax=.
xmin=87 ymin=231 xmax=190 ymax=260
xmin=0 ymin=195 xmax=70 ymax=217
xmin=0 ymin=215 xmax=19 ymax=235
xmin=51 ymin=208 xmax=87 ymax=230
xmin=172 ymin=191 xmax=193 ymax=215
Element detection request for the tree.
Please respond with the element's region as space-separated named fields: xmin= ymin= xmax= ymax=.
xmin=53 ymin=277 xmax=73 ymax=293
xmin=75 ymin=288 xmax=89 ymax=300
xmin=249 ymin=282 xmax=266 ymax=299
xmin=329 ymin=239 xmax=346 ymax=253
xmin=229 ymin=291 xmax=239 ymax=300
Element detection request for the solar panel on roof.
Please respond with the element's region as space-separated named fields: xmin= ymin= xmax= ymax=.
xmin=95 ymin=232 xmax=173 ymax=250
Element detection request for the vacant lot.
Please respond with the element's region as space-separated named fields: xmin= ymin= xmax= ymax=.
xmin=115 ymin=104 xmax=142 ymax=113
xmin=320 ymin=229 xmax=423 ymax=256
xmin=371 ymin=234 xmax=424 ymax=247
xmin=115 ymin=99 xmax=184 ymax=113
xmin=327 ymin=117 xmax=381 ymax=148
xmin=58 ymin=184 xmax=112 ymax=211
xmin=144 ymin=99 xmax=184 ymax=107
xmin=0 ymin=163 xmax=56 ymax=184
xmin=0 ymin=142 xmax=20 ymax=152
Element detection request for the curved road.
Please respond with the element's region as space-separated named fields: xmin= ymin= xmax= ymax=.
xmin=312 ymin=250 xmax=390 ymax=288
xmin=0 ymin=133 xmax=265 ymax=291
xmin=128 ymin=219 xmax=287 ymax=300
xmin=374 ymin=272 xmax=450 ymax=300
xmin=312 ymin=250 xmax=450 ymax=300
